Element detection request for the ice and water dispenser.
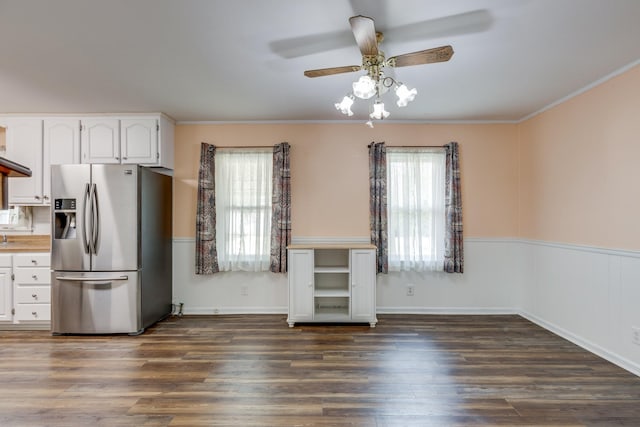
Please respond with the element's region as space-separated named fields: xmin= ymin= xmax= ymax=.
xmin=53 ymin=198 xmax=77 ymax=239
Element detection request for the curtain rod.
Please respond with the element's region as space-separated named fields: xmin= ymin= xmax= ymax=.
xmin=391 ymin=145 xmax=446 ymax=148
xmin=368 ymin=142 xmax=446 ymax=149
xmin=215 ymin=146 xmax=273 ymax=149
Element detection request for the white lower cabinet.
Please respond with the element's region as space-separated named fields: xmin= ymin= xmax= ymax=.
xmin=12 ymin=253 xmax=51 ymax=325
xmin=287 ymin=245 xmax=377 ymax=328
xmin=0 ymin=255 xmax=12 ymax=323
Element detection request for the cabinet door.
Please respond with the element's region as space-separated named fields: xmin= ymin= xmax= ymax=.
xmin=120 ymin=119 xmax=158 ymax=165
xmin=6 ymin=118 xmax=43 ymax=204
xmin=350 ymin=249 xmax=376 ymax=323
xmin=43 ymin=118 xmax=81 ymax=203
xmin=288 ymin=249 xmax=314 ymax=324
xmin=0 ymin=267 xmax=12 ymax=322
xmin=80 ymin=118 xmax=120 ymax=164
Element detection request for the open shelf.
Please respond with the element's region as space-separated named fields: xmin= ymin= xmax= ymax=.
xmin=314 ymin=266 xmax=349 ymax=274
xmin=313 ymin=311 xmax=351 ymax=322
xmin=314 ymin=296 xmax=350 ymax=321
xmin=314 ymin=288 xmax=349 ymax=298
xmin=314 ymin=249 xmax=349 ymax=271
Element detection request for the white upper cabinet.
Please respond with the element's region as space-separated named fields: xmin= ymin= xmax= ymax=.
xmin=3 ymin=113 xmax=174 ymax=205
xmin=120 ymin=118 xmax=157 ymax=164
xmin=6 ymin=118 xmax=80 ymax=205
xmin=80 ymin=118 xmax=121 ymax=164
xmin=81 ymin=115 xmax=173 ymax=168
xmin=43 ymin=118 xmax=81 ymax=202
xmin=6 ymin=118 xmax=44 ymax=205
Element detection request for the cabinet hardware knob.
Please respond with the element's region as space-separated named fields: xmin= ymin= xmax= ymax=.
xmin=31 ymin=260 xmax=37 ymax=264
xmin=32 ymin=294 xmax=37 ymax=299
xmin=115 ymin=156 xmax=120 ymax=160
xmin=123 ymin=157 xmax=128 ymax=160
xmin=32 ymin=275 xmax=38 ymax=280
xmin=43 ymin=195 xmax=49 ymax=200
xmin=31 ymin=312 xmax=38 ymax=317
xmin=34 ymin=195 xmax=41 ymax=200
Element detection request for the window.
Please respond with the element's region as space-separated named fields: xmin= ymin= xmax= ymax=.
xmin=215 ymin=149 xmax=272 ymax=271
xmin=386 ymin=148 xmax=446 ymax=271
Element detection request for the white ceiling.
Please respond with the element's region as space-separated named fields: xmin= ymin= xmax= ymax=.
xmin=1 ymin=0 xmax=639 ymax=123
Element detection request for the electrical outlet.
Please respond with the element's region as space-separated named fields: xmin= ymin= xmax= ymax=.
xmin=406 ymin=285 xmax=415 ymax=296
xmin=241 ymin=286 xmax=249 ymax=296
xmin=632 ymin=327 xmax=640 ymax=346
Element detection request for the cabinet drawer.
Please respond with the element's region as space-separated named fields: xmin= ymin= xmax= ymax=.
xmin=0 ymin=254 xmax=11 ymax=268
xmin=15 ymin=286 xmax=51 ymax=304
xmin=14 ymin=268 xmax=51 ymax=285
xmin=15 ymin=304 xmax=51 ymax=322
xmin=14 ymin=253 xmax=51 ymax=267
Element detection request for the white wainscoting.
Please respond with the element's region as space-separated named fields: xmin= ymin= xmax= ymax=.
xmin=173 ymin=238 xmax=288 ymax=314
xmin=376 ymin=238 xmax=523 ymax=314
xmin=174 ymin=237 xmax=640 ymax=376
xmin=518 ymin=240 xmax=640 ymax=377
xmin=173 ymin=238 xmax=523 ymax=315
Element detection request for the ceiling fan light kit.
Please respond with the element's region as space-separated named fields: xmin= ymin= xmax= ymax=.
xmin=334 ymin=94 xmax=355 ymax=116
xmin=352 ymin=75 xmax=377 ymax=99
xmin=304 ymin=15 xmax=454 ymax=127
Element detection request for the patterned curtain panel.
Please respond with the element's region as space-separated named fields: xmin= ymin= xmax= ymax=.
xmin=195 ymin=143 xmax=220 ymax=274
xmin=444 ymin=142 xmax=464 ymax=273
xmin=369 ymin=142 xmax=388 ymax=274
xmin=270 ymin=142 xmax=291 ymax=273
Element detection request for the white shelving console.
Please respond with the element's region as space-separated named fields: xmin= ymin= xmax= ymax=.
xmin=287 ymin=243 xmax=377 ymax=327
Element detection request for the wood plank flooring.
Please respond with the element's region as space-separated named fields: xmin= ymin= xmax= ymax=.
xmin=1 ymin=314 xmax=640 ymax=426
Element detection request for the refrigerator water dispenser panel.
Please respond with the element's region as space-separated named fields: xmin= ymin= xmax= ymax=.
xmin=54 ymin=198 xmax=77 ymax=240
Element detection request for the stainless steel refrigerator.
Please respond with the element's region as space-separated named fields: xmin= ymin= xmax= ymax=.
xmin=51 ymin=164 xmax=172 ymax=334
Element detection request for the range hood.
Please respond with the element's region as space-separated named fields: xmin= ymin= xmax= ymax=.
xmin=0 ymin=157 xmax=32 ymax=210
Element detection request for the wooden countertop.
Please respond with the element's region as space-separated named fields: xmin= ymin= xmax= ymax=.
xmin=0 ymin=235 xmax=50 ymax=252
xmin=287 ymin=243 xmax=376 ymax=250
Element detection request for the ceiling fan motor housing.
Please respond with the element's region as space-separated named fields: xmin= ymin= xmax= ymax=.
xmin=363 ymin=53 xmax=386 ymax=81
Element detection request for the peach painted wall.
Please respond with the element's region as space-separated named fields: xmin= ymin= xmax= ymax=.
xmin=518 ymin=64 xmax=640 ymax=250
xmin=174 ymin=123 xmax=519 ymax=239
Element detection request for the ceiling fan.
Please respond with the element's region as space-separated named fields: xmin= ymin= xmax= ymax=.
xmin=304 ymin=15 xmax=454 ymax=122
xmin=304 ymin=15 xmax=454 ymax=79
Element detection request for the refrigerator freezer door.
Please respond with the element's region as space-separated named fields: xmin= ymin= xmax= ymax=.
xmin=91 ymin=165 xmax=139 ymax=271
xmin=51 ymin=164 xmax=91 ymax=271
xmin=51 ymin=271 xmax=141 ymax=334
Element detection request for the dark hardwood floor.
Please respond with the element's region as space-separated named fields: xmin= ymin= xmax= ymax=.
xmin=1 ymin=314 xmax=639 ymax=426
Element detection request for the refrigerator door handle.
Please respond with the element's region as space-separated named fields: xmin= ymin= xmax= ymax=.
xmin=91 ymin=183 xmax=100 ymax=254
xmin=55 ymin=275 xmax=129 ymax=282
xmin=82 ymin=183 xmax=91 ymax=254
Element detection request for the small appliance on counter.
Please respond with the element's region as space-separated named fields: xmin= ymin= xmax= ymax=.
xmin=50 ymin=164 xmax=172 ymax=335
xmin=0 ymin=156 xmax=32 ymax=210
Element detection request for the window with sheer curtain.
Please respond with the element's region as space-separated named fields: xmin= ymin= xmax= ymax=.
xmin=387 ymin=148 xmax=446 ymax=272
xmin=215 ymin=149 xmax=272 ymax=272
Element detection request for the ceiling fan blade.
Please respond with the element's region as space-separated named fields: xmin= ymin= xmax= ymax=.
xmin=385 ymin=10 xmax=493 ymax=43
xmin=349 ymin=15 xmax=378 ymax=56
xmin=387 ymin=46 xmax=454 ymax=68
xmin=304 ymin=65 xmax=362 ymax=78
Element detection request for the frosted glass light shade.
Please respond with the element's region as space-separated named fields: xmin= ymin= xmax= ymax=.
xmin=395 ymin=84 xmax=417 ymax=107
xmin=334 ymin=95 xmax=354 ymax=116
xmin=352 ymin=76 xmax=376 ymax=99
xmin=369 ymin=100 xmax=390 ymax=120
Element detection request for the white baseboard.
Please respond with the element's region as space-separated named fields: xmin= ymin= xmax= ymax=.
xmin=376 ymin=307 xmax=518 ymax=315
xmin=519 ymin=310 xmax=640 ymax=377
xmin=184 ymin=306 xmax=288 ymax=315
